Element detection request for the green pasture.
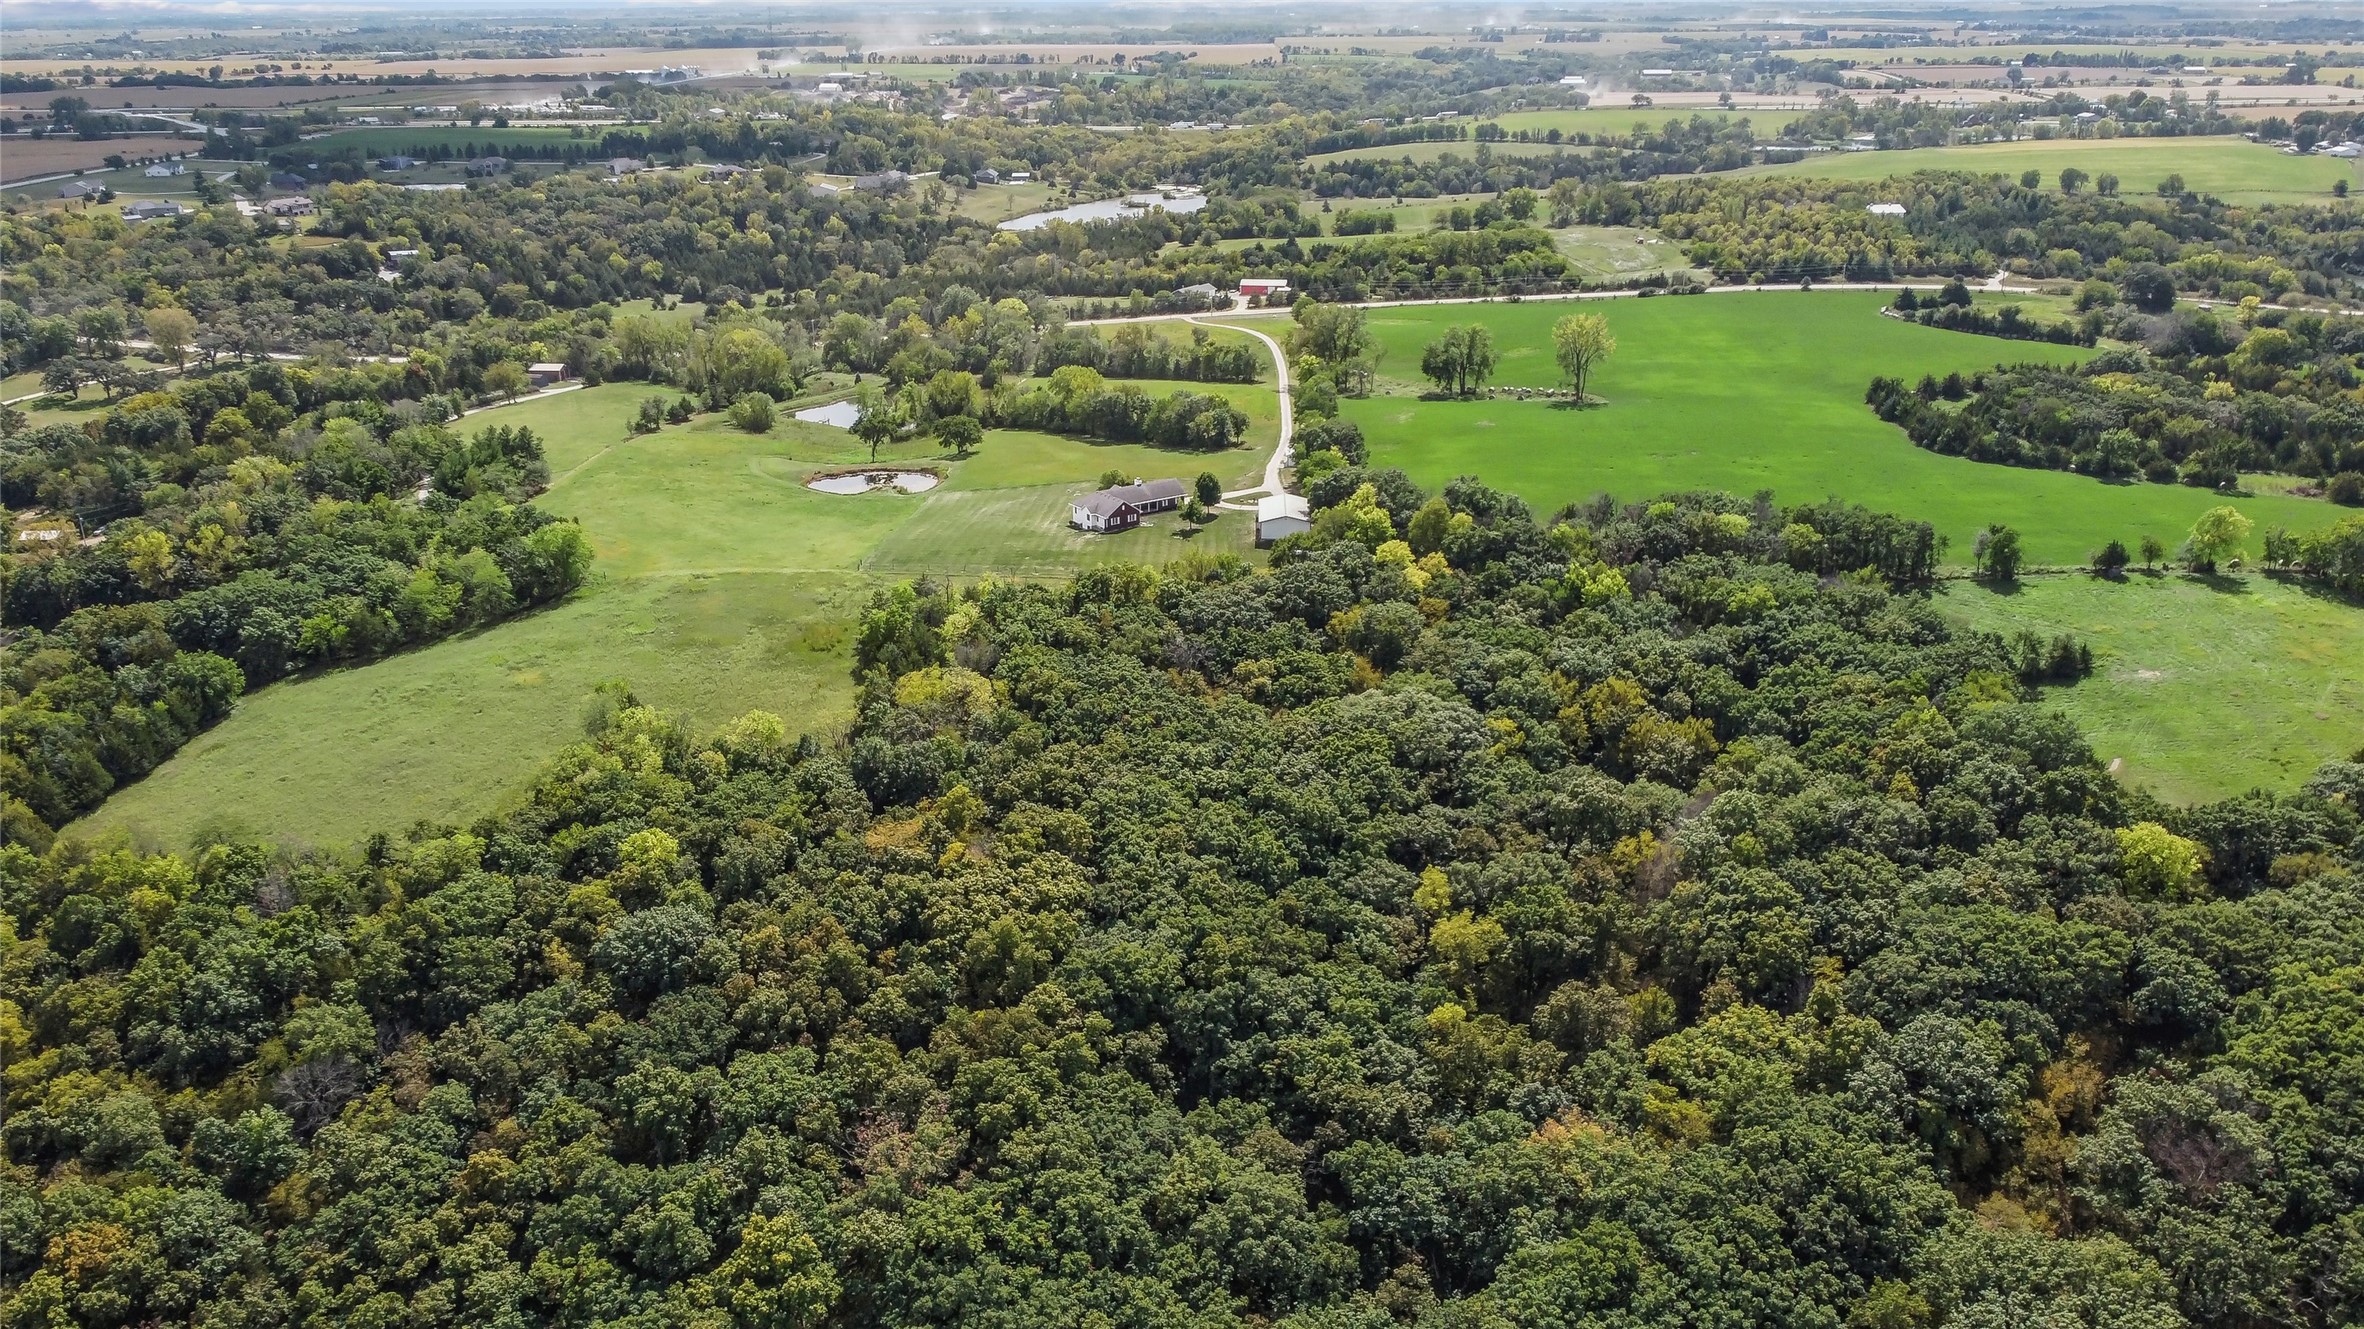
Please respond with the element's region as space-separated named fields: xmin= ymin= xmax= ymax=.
xmin=1314 ymin=291 xmax=2346 ymax=567
xmin=74 ymin=363 xmax=1280 ymax=848
xmin=951 ymin=180 xmax=1067 ymax=224
xmin=1741 ymin=135 xmax=2355 ymax=204
xmin=1941 ymin=572 xmax=2364 ymax=804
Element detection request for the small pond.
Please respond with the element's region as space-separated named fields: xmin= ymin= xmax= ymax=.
xmin=793 ymin=399 xmax=862 ymax=429
xmin=805 ymin=469 xmax=942 ymax=495
xmin=997 ymin=191 xmax=1208 ymax=231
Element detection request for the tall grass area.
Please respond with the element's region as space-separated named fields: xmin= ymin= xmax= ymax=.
xmin=1324 ymin=292 xmax=2346 ymax=567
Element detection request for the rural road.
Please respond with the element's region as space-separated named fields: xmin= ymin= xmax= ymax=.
xmin=1187 ymin=314 xmax=1293 ymax=506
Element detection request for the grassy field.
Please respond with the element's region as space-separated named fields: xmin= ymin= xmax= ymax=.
xmin=74 ymin=363 xmax=1280 ymax=848
xmin=1551 ymin=227 xmax=1699 ymax=284
xmin=1941 ymin=572 xmax=2364 ymax=804
xmin=1322 ymin=192 xmax=1505 ymax=231
xmin=950 ymin=180 xmax=1066 ymax=224
xmin=1313 ymin=291 xmax=2346 ymax=567
xmin=1742 ymin=136 xmax=2355 ymax=204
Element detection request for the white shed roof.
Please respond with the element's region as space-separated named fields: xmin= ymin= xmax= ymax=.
xmin=1257 ymin=493 xmax=1310 ymax=523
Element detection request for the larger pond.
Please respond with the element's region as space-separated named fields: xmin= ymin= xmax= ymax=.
xmin=794 ymin=400 xmax=862 ymax=428
xmin=997 ymin=191 xmax=1208 ymax=231
xmin=805 ymin=469 xmax=942 ymax=495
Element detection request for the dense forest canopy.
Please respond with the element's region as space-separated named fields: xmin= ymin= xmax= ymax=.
xmin=3 ymin=477 xmax=2360 ymax=1328
xmin=6 ymin=32 xmax=2364 ymax=1328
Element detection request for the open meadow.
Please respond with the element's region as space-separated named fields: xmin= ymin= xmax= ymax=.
xmin=1323 ymin=290 xmax=2345 ymax=569
xmin=1314 ymin=290 xmax=2362 ymax=802
xmin=74 ymin=356 xmax=1279 ymax=848
xmin=1941 ymin=571 xmax=2364 ymax=804
xmin=1741 ymin=135 xmax=2356 ymax=204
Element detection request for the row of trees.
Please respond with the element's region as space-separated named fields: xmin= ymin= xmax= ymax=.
xmin=0 ymin=358 xmax=594 ymax=844
xmin=1867 ymin=334 xmax=2364 ymax=492
xmin=1419 ymin=313 xmax=1617 ymax=399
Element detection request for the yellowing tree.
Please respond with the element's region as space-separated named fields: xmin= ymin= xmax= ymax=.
xmin=2186 ymin=505 xmax=2252 ymax=573
xmin=2117 ymin=822 xmax=2207 ymax=900
xmin=143 ymin=306 xmax=197 ymax=369
xmin=1552 ymin=312 xmax=1616 ymax=402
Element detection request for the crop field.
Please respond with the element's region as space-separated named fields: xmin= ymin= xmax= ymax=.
xmin=1 ymin=134 xmax=207 ymax=186
xmin=76 ymin=360 xmax=1280 ymax=847
xmin=1942 ymin=572 xmax=2364 ymax=804
xmin=1317 ymin=291 xmax=2346 ymax=567
xmin=1743 ymin=135 xmax=2355 ymax=204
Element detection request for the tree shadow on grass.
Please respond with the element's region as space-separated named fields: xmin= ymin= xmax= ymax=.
xmin=2265 ymin=568 xmax=2364 ymax=610
xmin=2175 ymin=570 xmax=2255 ymax=596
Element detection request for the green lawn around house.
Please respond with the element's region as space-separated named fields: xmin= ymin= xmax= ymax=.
xmin=1312 ymin=291 xmax=2345 ymax=568
xmin=1739 ymin=135 xmax=2356 ymax=205
xmin=72 ymin=362 xmax=1282 ymax=848
xmin=1940 ymin=572 xmax=2364 ymax=805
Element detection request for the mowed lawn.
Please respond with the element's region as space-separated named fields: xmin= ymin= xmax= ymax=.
xmin=1941 ymin=572 xmax=2364 ymax=804
xmin=1323 ymin=292 xmax=2347 ymax=567
xmin=1740 ymin=136 xmax=2354 ymax=204
xmin=75 ymin=370 xmax=1280 ymax=848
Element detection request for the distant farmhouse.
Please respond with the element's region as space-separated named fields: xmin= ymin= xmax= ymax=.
xmin=1070 ymin=478 xmax=1186 ymax=533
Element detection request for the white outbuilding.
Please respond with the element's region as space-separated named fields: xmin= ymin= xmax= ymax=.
xmin=1256 ymin=493 xmax=1310 ymax=546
